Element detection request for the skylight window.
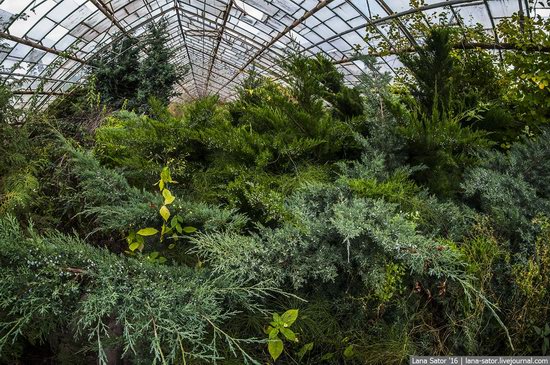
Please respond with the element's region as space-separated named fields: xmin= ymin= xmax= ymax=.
xmin=48 ymin=24 xmax=70 ymax=41
xmin=0 ymin=0 xmax=28 ymax=15
xmin=535 ymin=8 xmax=550 ymax=18
xmin=72 ymin=0 xmax=98 ymax=12
xmin=234 ymin=0 xmax=265 ymax=21
xmin=289 ymin=30 xmax=310 ymax=46
xmin=235 ymin=19 xmax=260 ymax=35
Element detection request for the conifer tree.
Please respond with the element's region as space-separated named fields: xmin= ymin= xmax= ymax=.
xmin=94 ymin=37 xmax=141 ymax=109
xmin=400 ymin=27 xmax=454 ymax=113
xmin=137 ymin=19 xmax=187 ymax=110
xmin=92 ymin=19 xmax=186 ymax=112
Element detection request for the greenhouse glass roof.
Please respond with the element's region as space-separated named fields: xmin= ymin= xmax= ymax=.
xmin=0 ymin=0 xmax=545 ymax=108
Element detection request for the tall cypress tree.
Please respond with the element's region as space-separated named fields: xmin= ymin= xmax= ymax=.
xmin=137 ymin=19 xmax=187 ymax=110
xmin=400 ymin=27 xmax=454 ymax=114
xmin=93 ymin=36 xmax=141 ymax=109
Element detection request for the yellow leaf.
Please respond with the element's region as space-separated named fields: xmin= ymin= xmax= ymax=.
xmin=268 ymin=339 xmax=284 ymax=361
xmin=162 ymin=189 xmax=175 ymax=205
xmin=540 ymin=83 xmax=545 ymax=90
xmin=160 ymin=205 xmax=170 ymax=221
xmin=137 ymin=227 xmax=159 ymax=236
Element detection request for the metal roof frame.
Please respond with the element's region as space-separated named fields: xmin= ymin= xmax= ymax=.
xmin=0 ymin=0 xmax=540 ymax=108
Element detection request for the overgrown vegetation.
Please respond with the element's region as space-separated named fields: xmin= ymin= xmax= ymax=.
xmin=1 ymin=8 xmax=550 ymax=364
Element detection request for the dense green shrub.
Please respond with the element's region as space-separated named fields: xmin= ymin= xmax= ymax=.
xmin=62 ymin=137 xmax=249 ymax=247
xmin=0 ymin=84 xmax=42 ymax=219
xmin=462 ymin=129 xmax=550 ymax=253
xmin=339 ymin=149 xmax=475 ymax=241
xmin=0 ymin=215 xmax=271 ymax=364
xmin=61 ymin=136 xmax=159 ymax=236
xmin=192 ymin=181 xmax=465 ymax=290
xmin=397 ymin=104 xmax=492 ymax=197
xmin=509 ymin=216 xmax=550 ymax=353
xmin=95 ymin=56 xmax=366 ymax=223
xmin=190 ymin=177 xmax=511 ymax=362
xmin=498 ymin=14 xmax=550 ymax=126
xmin=94 ymin=110 xmax=190 ymax=185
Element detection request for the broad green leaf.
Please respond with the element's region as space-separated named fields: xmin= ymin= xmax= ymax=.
xmin=183 ymin=226 xmax=197 ymax=233
xmin=320 ymin=352 xmax=334 ymax=360
xmin=272 ymin=313 xmax=281 ymax=324
xmin=343 ymin=344 xmax=354 ymax=358
xmin=281 ymin=309 xmax=298 ymax=327
xmin=158 ymin=256 xmax=167 ymax=264
xmin=163 ymin=189 xmax=175 ymax=205
xmin=160 ymin=205 xmax=170 ymax=221
xmin=297 ymin=342 xmax=313 ymax=360
xmin=175 ymin=224 xmax=182 ymax=234
xmin=159 ymin=179 xmax=164 ymax=191
xmin=129 ymin=242 xmax=140 ymax=251
xmin=149 ymin=251 xmax=159 ymax=259
xmin=264 ymin=326 xmax=274 ymax=335
xmin=170 ymin=217 xmax=178 ymax=228
xmin=269 ymin=328 xmax=280 ymax=339
xmin=280 ymin=328 xmax=297 ymax=342
xmin=535 ymin=326 xmax=542 ymax=335
xmin=137 ymin=227 xmax=159 ymax=236
xmin=168 ymin=243 xmax=175 ymax=249
xmin=545 ymin=323 xmax=550 ymax=336
xmin=268 ymin=338 xmax=284 ymax=361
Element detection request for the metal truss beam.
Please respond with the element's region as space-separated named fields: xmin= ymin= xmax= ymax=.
xmin=205 ymin=0 xmax=234 ymax=93
xmin=88 ymin=0 xmax=132 ymax=38
xmin=0 ymin=31 xmax=88 ymax=65
xmin=174 ymin=1 xmax=200 ymax=97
